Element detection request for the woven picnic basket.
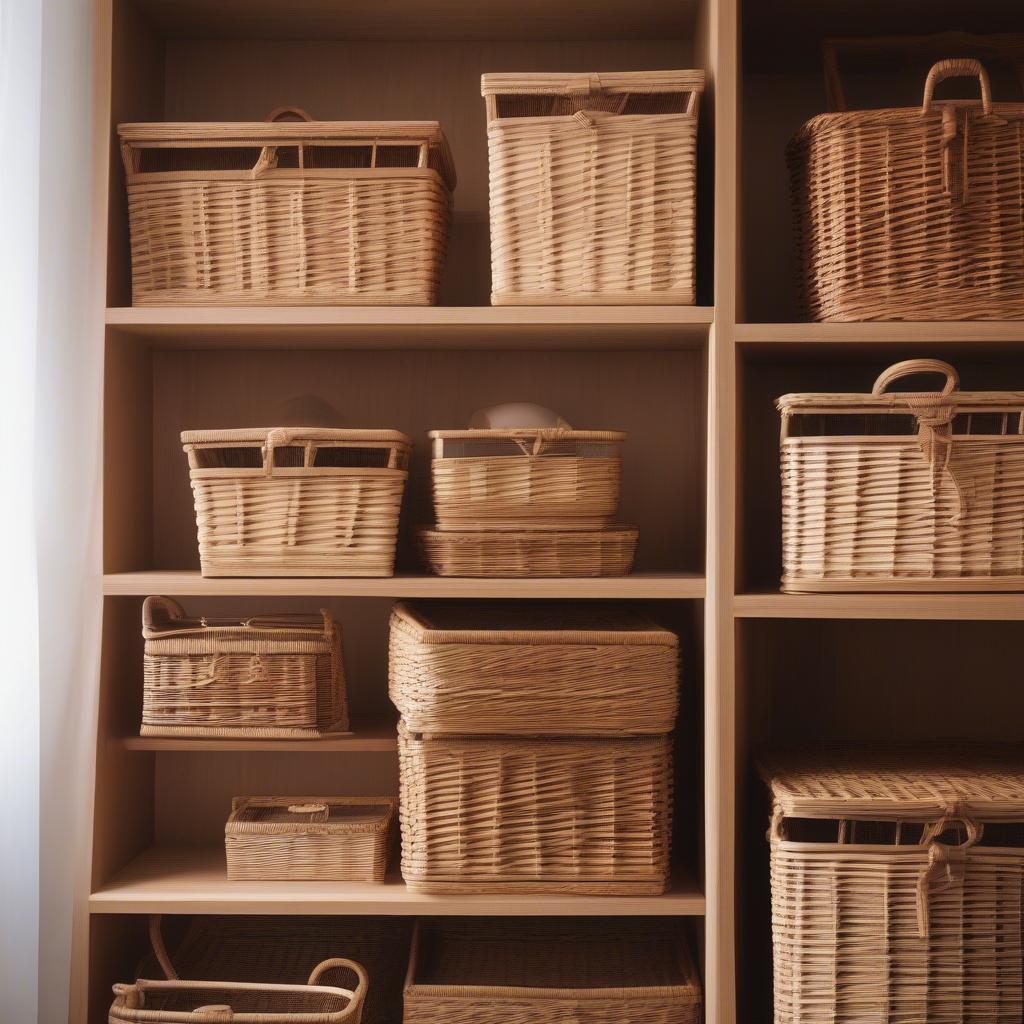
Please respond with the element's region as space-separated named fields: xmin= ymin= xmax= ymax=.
xmin=430 ymin=429 xmax=625 ymax=531
xmin=789 ymin=58 xmax=1024 ymax=320
xmin=403 ymin=918 xmax=702 ymax=1024
xmin=181 ymin=427 xmax=411 ymax=577
xmin=225 ymin=797 xmax=395 ymax=882
xmin=389 ymin=601 xmax=678 ymax=735
xmin=777 ymin=359 xmax=1024 ymax=592
xmin=482 ymin=71 xmax=703 ymax=305
xmin=398 ymin=723 xmax=672 ymax=894
xmin=762 ymin=749 xmax=1024 ymax=1024
xmin=118 ymin=109 xmax=455 ymax=306
xmin=141 ymin=597 xmax=347 ymax=739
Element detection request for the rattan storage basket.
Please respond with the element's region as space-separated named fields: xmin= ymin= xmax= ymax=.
xmin=430 ymin=429 xmax=625 ymax=531
xmin=389 ymin=601 xmax=678 ymax=735
xmin=398 ymin=724 xmax=672 ymax=894
xmin=119 ymin=110 xmax=455 ymax=306
xmin=182 ymin=427 xmax=411 ymax=577
xmin=225 ymin=797 xmax=395 ymax=881
xmin=762 ymin=750 xmax=1024 ymax=1024
xmin=142 ymin=597 xmax=348 ymax=739
xmin=777 ymin=359 xmax=1024 ymax=592
xmin=789 ymin=58 xmax=1024 ymax=321
xmin=404 ymin=918 xmax=702 ymax=1024
xmin=482 ymin=71 xmax=703 ymax=305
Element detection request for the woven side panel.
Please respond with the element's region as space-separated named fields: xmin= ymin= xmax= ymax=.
xmin=225 ymin=832 xmax=389 ymax=882
xmin=404 ymin=995 xmax=695 ymax=1024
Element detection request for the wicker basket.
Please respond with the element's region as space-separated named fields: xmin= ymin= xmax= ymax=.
xmin=404 ymin=918 xmax=702 ymax=1024
xmin=398 ymin=723 xmax=672 ymax=894
xmin=430 ymin=429 xmax=625 ymax=531
xmin=789 ymin=58 xmax=1024 ymax=321
xmin=777 ymin=359 xmax=1024 ymax=592
xmin=762 ymin=750 xmax=1024 ymax=1024
xmin=482 ymin=71 xmax=703 ymax=305
xmin=141 ymin=597 xmax=348 ymax=739
xmin=389 ymin=602 xmax=678 ymax=735
xmin=225 ymin=797 xmax=395 ymax=881
xmin=119 ymin=109 xmax=455 ymax=306
xmin=182 ymin=427 xmax=411 ymax=577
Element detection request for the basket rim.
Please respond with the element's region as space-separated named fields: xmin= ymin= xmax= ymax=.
xmin=481 ymin=69 xmax=704 ymax=97
xmin=181 ymin=427 xmax=412 ymax=447
xmin=777 ymin=391 xmax=1024 ymax=413
xmin=398 ymin=720 xmax=673 ymax=746
xmin=415 ymin=524 xmax=638 ymax=540
xmin=227 ymin=796 xmax=396 ymax=834
xmin=429 ymin=428 xmax=625 ymax=442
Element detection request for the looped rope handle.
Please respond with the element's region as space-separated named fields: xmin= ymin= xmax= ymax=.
xmin=264 ymin=106 xmax=313 ymax=123
xmin=922 ymin=59 xmax=993 ymax=116
xmin=916 ymin=808 xmax=982 ymax=938
xmin=252 ymin=108 xmax=313 ymax=177
xmin=871 ymin=359 xmax=960 ymax=399
xmin=306 ymin=958 xmax=369 ymax=1020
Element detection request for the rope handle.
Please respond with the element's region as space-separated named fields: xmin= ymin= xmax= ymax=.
xmin=142 ymin=596 xmax=188 ymax=632
xmin=871 ymin=359 xmax=960 ymax=399
xmin=148 ymin=915 xmax=178 ymax=980
xmin=922 ymin=59 xmax=993 ymax=115
xmin=287 ymin=801 xmax=330 ymax=819
xmin=306 ymin=958 xmax=369 ymax=1020
xmin=252 ymin=110 xmax=312 ymax=176
xmin=264 ymin=106 xmax=313 ymax=123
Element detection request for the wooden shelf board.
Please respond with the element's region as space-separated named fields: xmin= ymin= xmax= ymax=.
xmin=735 ymin=591 xmax=1024 ymax=621
xmin=89 ymin=846 xmax=705 ymax=916
xmin=118 ymin=718 xmax=399 ymax=752
xmin=736 ymin=322 xmax=1024 ymax=345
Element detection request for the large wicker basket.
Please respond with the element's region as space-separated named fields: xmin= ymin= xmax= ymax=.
xmin=404 ymin=918 xmax=702 ymax=1024
xmin=482 ymin=71 xmax=703 ymax=305
xmin=142 ymin=597 xmax=348 ymax=739
xmin=182 ymin=427 xmax=411 ymax=577
xmin=119 ymin=110 xmax=455 ymax=306
xmin=789 ymin=58 xmax=1024 ymax=321
xmin=777 ymin=359 xmax=1024 ymax=592
xmin=762 ymin=750 xmax=1024 ymax=1024
xmin=398 ymin=723 xmax=672 ymax=894
xmin=389 ymin=601 xmax=678 ymax=735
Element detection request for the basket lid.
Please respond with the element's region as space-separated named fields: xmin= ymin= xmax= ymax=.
xmin=481 ymin=70 xmax=704 ymax=97
xmin=181 ymin=427 xmax=412 ymax=447
xmin=142 ymin=596 xmax=332 ymax=642
xmin=227 ymin=797 xmax=395 ymax=834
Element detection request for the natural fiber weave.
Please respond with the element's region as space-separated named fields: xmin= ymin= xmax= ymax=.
xmin=761 ymin=750 xmax=1024 ymax=1024
xmin=789 ymin=58 xmax=1024 ymax=321
xmin=182 ymin=427 xmax=411 ymax=577
xmin=404 ymin=918 xmax=702 ymax=1024
xmin=225 ymin=797 xmax=395 ymax=882
xmin=416 ymin=524 xmax=638 ymax=576
xmin=482 ymin=71 xmax=702 ymax=305
xmin=398 ymin=723 xmax=672 ymax=894
xmin=777 ymin=359 xmax=1024 ymax=592
xmin=119 ymin=113 xmax=454 ymax=306
xmin=430 ymin=429 xmax=625 ymax=532
xmin=142 ymin=597 xmax=348 ymax=738
xmin=389 ymin=602 xmax=679 ymax=735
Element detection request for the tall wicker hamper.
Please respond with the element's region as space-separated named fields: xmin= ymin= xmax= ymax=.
xmin=761 ymin=751 xmax=1024 ymax=1024
xmin=142 ymin=596 xmax=348 ymax=738
xmin=777 ymin=359 xmax=1024 ymax=592
xmin=182 ymin=427 xmax=411 ymax=577
xmin=404 ymin=918 xmax=702 ymax=1024
xmin=789 ymin=58 xmax=1024 ymax=321
xmin=482 ymin=71 xmax=703 ymax=305
xmin=119 ymin=111 xmax=455 ymax=306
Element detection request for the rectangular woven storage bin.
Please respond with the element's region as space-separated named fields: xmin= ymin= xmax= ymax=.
xmin=398 ymin=724 xmax=672 ymax=894
xmin=789 ymin=58 xmax=1024 ymax=321
xmin=482 ymin=71 xmax=702 ymax=305
xmin=225 ymin=797 xmax=395 ymax=881
xmin=141 ymin=597 xmax=347 ymax=738
xmin=389 ymin=601 xmax=678 ymax=735
xmin=404 ymin=918 xmax=702 ymax=1024
xmin=119 ymin=111 xmax=455 ymax=306
xmin=430 ymin=429 xmax=625 ymax=531
xmin=778 ymin=359 xmax=1024 ymax=592
xmin=182 ymin=427 xmax=411 ymax=577
xmin=762 ymin=751 xmax=1024 ymax=1024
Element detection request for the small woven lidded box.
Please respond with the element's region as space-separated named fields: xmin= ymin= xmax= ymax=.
xmin=225 ymin=797 xmax=395 ymax=882
xmin=182 ymin=427 xmax=411 ymax=577
xmin=404 ymin=918 xmax=702 ymax=1024
xmin=762 ymin=750 xmax=1024 ymax=1024
xmin=119 ymin=108 xmax=455 ymax=306
xmin=482 ymin=71 xmax=703 ymax=305
xmin=142 ymin=596 xmax=347 ymax=739
xmin=777 ymin=359 xmax=1024 ymax=592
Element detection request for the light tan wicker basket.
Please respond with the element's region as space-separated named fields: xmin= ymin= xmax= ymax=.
xmin=430 ymin=429 xmax=625 ymax=531
xmin=119 ymin=110 xmax=455 ymax=306
xmin=225 ymin=797 xmax=395 ymax=882
xmin=142 ymin=596 xmax=348 ymax=739
xmin=389 ymin=602 xmax=678 ymax=735
xmin=404 ymin=918 xmax=702 ymax=1024
xmin=182 ymin=427 xmax=411 ymax=577
xmin=398 ymin=723 xmax=672 ymax=894
xmin=789 ymin=58 xmax=1024 ymax=321
xmin=777 ymin=359 xmax=1024 ymax=592
xmin=762 ymin=750 xmax=1024 ymax=1024
xmin=482 ymin=71 xmax=703 ymax=305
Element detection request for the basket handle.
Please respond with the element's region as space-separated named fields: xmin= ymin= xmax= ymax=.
xmin=142 ymin=596 xmax=187 ymax=633
xmin=871 ymin=359 xmax=959 ymax=399
xmin=287 ymin=801 xmax=330 ymax=819
xmin=261 ymin=428 xmax=295 ymax=476
xmin=252 ymin=108 xmax=312 ymax=176
xmin=922 ymin=59 xmax=993 ymax=115
xmin=264 ymin=106 xmax=313 ymax=123
xmin=306 ymin=958 xmax=369 ymax=1020
xmin=147 ymin=915 xmax=179 ymax=980
xmin=191 ymin=1007 xmax=234 ymax=1020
